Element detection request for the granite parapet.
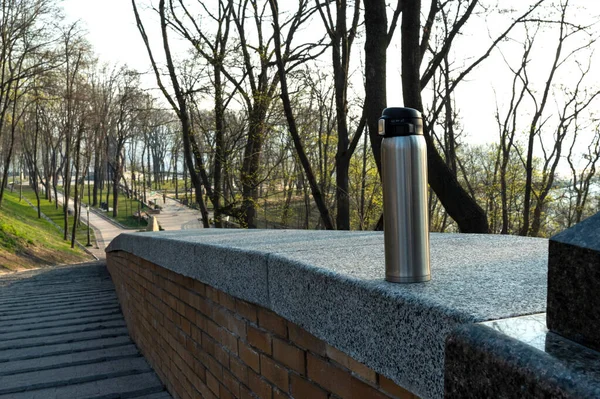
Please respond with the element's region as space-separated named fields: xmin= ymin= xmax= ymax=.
xmin=106 ymin=230 xmax=548 ymax=399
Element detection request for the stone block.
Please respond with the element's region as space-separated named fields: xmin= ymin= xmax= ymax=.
xmin=548 ymin=212 xmax=600 ymax=351
xmin=445 ymin=323 xmax=600 ymax=398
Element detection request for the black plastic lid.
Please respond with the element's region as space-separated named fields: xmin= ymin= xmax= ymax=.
xmin=378 ymin=107 xmax=423 ymax=137
xmin=382 ymin=107 xmax=422 ymax=119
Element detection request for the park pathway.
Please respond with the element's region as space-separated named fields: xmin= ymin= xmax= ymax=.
xmin=52 ymin=191 xmax=128 ymax=260
xmin=0 ymin=261 xmax=171 ymax=398
xmin=146 ymin=193 xmax=204 ymax=231
xmin=54 ymin=190 xmax=206 ymax=258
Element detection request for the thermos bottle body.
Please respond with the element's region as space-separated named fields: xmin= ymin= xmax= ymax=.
xmin=379 ymin=108 xmax=430 ymax=283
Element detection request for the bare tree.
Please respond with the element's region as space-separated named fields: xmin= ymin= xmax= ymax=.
xmin=566 ymin=125 xmax=600 ymax=226
xmin=22 ymin=87 xmax=44 ymax=218
xmin=166 ymin=0 xmax=234 ymax=227
xmin=492 ymin=32 xmax=533 ymax=234
xmin=109 ymin=69 xmax=146 ymax=219
xmin=400 ymin=0 xmax=545 ymax=233
xmin=89 ymin=64 xmax=116 ymax=208
xmin=60 ymin=24 xmax=87 ymax=240
xmin=269 ymin=0 xmax=334 ymax=229
xmin=517 ymin=0 xmax=597 ymax=236
xmin=0 ymin=0 xmax=57 ymax=207
xmin=132 ymin=0 xmax=210 ymax=227
xmin=316 ymin=0 xmax=364 ymax=230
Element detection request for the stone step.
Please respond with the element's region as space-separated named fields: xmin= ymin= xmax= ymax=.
xmin=0 ymin=288 xmax=114 ymax=305
xmin=0 ymin=327 xmax=130 ymax=351
xmin=0 ymin=371 xmax=166 ymax=398
xmin=0 ymin=300 xmax=119 ymax=321
xmin=0 ymin=344 xmax=140 ymax=375
xmin=0 ymin=308 xmax=122 ymax=330
xmin=0 ymin=295 xmax=118 ymax=317
xmin=0 ymin=357 xmax=153 ymax=395
xmin=0 ymin=304 xmax=120 ymax=324
xmin=0 ymin=335 xmax=132 ymax=362
xmin=0 ymin=319 xmax=126 ymax=342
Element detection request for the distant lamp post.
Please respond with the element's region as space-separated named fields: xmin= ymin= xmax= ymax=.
xmin=86 ymin=204 xmax=92 ymax=247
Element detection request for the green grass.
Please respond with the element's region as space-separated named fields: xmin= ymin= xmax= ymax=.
xmin=0 ymin=189 xmax=92 ymax=271
xmin=61 ymin=185 xmax=148 ymax=229
xmin=21 ymin=188 xmax=96 ymax=246
xmin=145 ymin=179 xmax=184 ymax=193
xmin=104 ymin=192 xmax=148 ymax=228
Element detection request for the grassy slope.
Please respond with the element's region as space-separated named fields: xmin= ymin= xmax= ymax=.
xmin=21 ymin=188 xmax=96 ymax=245
xmin=0 ymin=189 xmax=92 ymax=272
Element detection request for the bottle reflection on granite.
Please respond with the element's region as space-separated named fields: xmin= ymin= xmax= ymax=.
xmin=481 ymin=312 xmax=600 ymax=388
xmin=481 ymin=313 xmax=547 ymax=351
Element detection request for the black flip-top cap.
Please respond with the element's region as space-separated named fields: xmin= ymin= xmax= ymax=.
xmin=378 ymin=107 xmax=423 ymax=137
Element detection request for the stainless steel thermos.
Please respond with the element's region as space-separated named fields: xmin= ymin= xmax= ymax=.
xmin=379 ymin=107 xmax=430 ymax=283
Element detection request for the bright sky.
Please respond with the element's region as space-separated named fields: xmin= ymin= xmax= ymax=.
xmin=62 ymin=0 xmax=146 ymax=70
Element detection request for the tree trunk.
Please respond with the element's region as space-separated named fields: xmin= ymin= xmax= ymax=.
xmin=93 ymin=151 xmax=100 ymax=206
xmin=520 ymin=133 xmax=535 ymax=235
xmin=363 ymin=0 xmax=387 ymax=174
xmin=105 ymin=161 xmax=111 ymax=211
xmin=401 ymin=0 xmax=489 ymax=233
xmin=112 ymin=141 xmax=124 ymax=218
xmin=269 ymin=1 xmax=335 ymax=229
xmin=173 ymin=148 xmax=178 ymax=199
xmin=71 ymin=126 xmax=83 ymax=248
xmin=359 ymin=131 xmax=369 ymax=230
xmin=241 ymin=106 xmax=268 ymax=228
xmin=500 ymin=155 xmax=509 ymax=234
xmin=196 ymin=184 xmax=210 ymax=228
xmin=63 ymin=152 xmax=71 ymax=241
xmin=213 ymin=64 xmax=224 ymax=228
xmin=0 ymin=124 xmax=16 ymax=208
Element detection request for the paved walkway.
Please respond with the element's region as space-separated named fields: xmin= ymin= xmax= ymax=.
xmin=146 ymin=193 xmax=204 ymax=231
xmin=84 ymin=209 xmax=131 ymax=256
xmin=54 ymin=190 xmax=205 ymax=258
xmin=52 ymin=191 xmax=129 ymax=260
xmin=0 ymin=261 xmax=171 ymax=398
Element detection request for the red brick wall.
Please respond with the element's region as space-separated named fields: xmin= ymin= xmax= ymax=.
xmin=107 ymin=251 xmax=419 ymax=399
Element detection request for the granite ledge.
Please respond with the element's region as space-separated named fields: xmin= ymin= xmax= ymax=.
xmin=106 ymin=229 xmax=548 ymax=399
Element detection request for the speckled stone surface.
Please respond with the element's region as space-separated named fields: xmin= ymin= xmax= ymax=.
xmin=548 ymin=213 xmax=600 ymax=352
xmin=106 ymin=230 xmax=548 ymax=399
xmin=106 ymin=230 xmax=270 ymax=306
xmin=445 ymin=322 xmax=600 ymax=398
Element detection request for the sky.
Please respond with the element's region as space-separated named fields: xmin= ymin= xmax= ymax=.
xmin=61 ymin=0 xmax=600 ymax=166
xmin=62 ymin=0 xmax=147 ymax=72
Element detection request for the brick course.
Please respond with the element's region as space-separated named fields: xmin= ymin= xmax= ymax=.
xmin=107 ymin=251 xmax=419 ymax=399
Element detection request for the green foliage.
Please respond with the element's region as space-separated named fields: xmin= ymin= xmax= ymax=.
xmin=429 ymin=142 xmax=600 ymax=237
xmin=348 ymin=142 xmax=383 ymax=230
